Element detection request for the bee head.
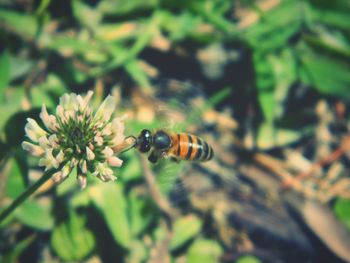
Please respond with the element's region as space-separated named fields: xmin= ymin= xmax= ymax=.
xmin=137 ymin=129 xmax=152 ymax=153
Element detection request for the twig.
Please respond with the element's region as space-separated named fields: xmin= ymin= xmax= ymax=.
xmin=139 ymin=155 xmax=178 ymax=220
xmin=283 ymin=136 xmax=350 ymax=189
xmin=252 ymin=152 xmax=294 ymax=182
xmin=148 ymin=220 xmax=172 ymax=263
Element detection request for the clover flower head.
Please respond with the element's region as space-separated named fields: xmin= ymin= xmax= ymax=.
xmin=22 ymin=91 xmax=126 ymax=189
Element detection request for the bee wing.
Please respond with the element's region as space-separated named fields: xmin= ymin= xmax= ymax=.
xmin=153 ymin=79 xmax=208 ymax=132
xmin=153 ymin=160 xmax=187 ymax=198
xmin=149 ymin=80 xmax=217 ymax=203
xmin=153 ymin=160 xmax=218 ymax=207
xmin=130 ymin=79 xmax=208 ymax=134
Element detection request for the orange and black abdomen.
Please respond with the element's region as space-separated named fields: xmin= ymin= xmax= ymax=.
xmin=169 ymin=132 xmax=213 ymax=161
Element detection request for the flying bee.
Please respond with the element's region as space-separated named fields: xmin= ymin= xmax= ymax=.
xmin=127 ymin=129 xmax=214 ymax=163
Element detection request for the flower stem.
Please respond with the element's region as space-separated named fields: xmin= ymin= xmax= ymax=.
xmin=0 ymin=164 xmax=65 ymax=223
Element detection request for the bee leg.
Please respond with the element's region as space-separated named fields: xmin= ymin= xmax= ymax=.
xmin=148 ymin=150 xmax=160 ymax=163
xmin=169 ymin=156 xmax=181 ymax=163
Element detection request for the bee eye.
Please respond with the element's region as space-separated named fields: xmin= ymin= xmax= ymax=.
xmin=141 ymin=129 xmax=152 ymax=138
xmin=140 ymin=142 xmax=151 ymax=153
xmin=136 ymin=129 xmax=152 ymax=152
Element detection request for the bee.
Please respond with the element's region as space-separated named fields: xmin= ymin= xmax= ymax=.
xmin=129 ymin=129 xmax=214 ymax=163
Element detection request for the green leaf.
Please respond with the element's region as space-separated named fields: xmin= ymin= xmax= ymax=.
xmin=5 ymin=157 xmax=26 ymax=199
xmin=41 ymin=35 xmax=108 ymax=64
xmin=34 ymin=74 xmax=68 ymax=98
xmin=35 ymin=0 xmax=51 ymax=15
xmin=51 ymin=209 xmax=95 ymax=261
xmin=5 ymin=109 xmax=41 ymax=147
xmin=257 ymin=49 xmax=298 ymax=122
xmin=0 ymin=86 xmax=25 ymax=132
xmin=258 ymin=91 xmax=275 ymax=123
xmin=299 ymin=44 xmax=350 ymax=100
xmin=186 ymin=239 xmax=222 ymax=263
xmin=256 ymin=122 xmax=307 ymax=149
xmin=0 ymin=153 xmax=27 ymax=227
xmin=15 ymin=199 xmax=54 ymax=230
xmin=0 ymin=50 xmax=11 ymax=102
xmin=119 ymin=151 xmax=142 ymax=182
xmin=56 ymin=166 xmax=76 ymax=196
xmin=98 ymin=0 xmax=159 ymax=15
xmin=303 ymin=0 xmax=350 ymax=31
xmin=161 ymin=11 xmax=203 ymax=42
xmin=254 ymin=52 xmax=275 ymax=92
xmin=0 ymin=140 xmax=9 ymax=161
xmin=268 ymin=49 xmax=297 ymax=118
xmin=312 ymin=9 xmax=350 ymax=30
xmin=207 ymin=86 xmax=232 ymax=107
xmin=72 ymin=0 xmax=102 ymax=29
xmin=71 ymin=188 xmax=91 ymax=208
xmin=29 ymin=74 xmax=70 ymax=109
xmin=127 ymin=240 xmax=148 ymax=263
xmin=0 ymin=10 xmax=37 ymax=39
xmin=1 ymin=235 xmax=35 ymax=263
xmin=334 ymin=198 xmax=350 ymax=231
xmin=90 ymin=182 xmax=131 ymax=248
xmin=96 ymin=23 xmax=139 ymax=42
xmin=30 ymin=88 xmax=56 ymax=109
xmin=124 ymin=59 xmax=151 ymax=91
xmin=236 ymin=255 xmax=262 ymax=263
xmin=129 ymin=188 xmax=153 ymax=237
xmin=170 ymin=214 xmax=202 ymax=250
xmin=10 ymin=56 xmax=34 ymax=81
xmin=243 ymin=0 xmax=301 ymax=52
xmin=188 ymin=0 xmax=235 ymax=33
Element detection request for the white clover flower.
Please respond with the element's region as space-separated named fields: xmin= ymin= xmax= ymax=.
xmin=22 ymin=91 xmax=126 ymax=189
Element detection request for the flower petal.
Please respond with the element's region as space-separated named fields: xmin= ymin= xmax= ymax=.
xmin=108 ymin=156 xmax=123 ymax=167
xmin=94 ymin=134 xmax=103 ymax=146
xmin=48 ymin=134 xmax=59 ymax=149
xmin=40 ymin=105 xmax=50 ymax=128
xmin=25 ymin=118 xmax=47 ymax=142
xmin=94 ymin=95 xmax=116 ymax=123
xmin=56 ymin=150 xmax=65 ymax=163
xmin=38 ymin=136 xmax=50 ymax=149
xmin=77 ymin=90 xmax=93 ymax=111
xmin=102 ymin=146 xmax=113 ymax=158
xmin=60 ymin=93 xmax=78 ymax=111
xmin=101 ymin=123 xmax=112 ymax=136
xmin=79 ymin=160 xmax=87 ymax=174
xmin=93 ymin=162 xmax=116 ymax=182
xmin=52 ymin=171 xmax=65 ymax=184
xmin=39 ymin=148 xmax=59 ymax=171
xmin=52 ymin=164 xmax=71 ymax=185
xmin=22 ymin=91 xmax=127 ymax=189
xmin=59 ymin=93 xmax=70 ymax=109
xmin=77 ymin=174 xmax=87 ymax=189
xmin=86 ymin=146 xmax=95 ymax=161
xmin=40 ymin=105 xmax=58 ymax=131
xmin=22 ymin=141 xmax=45 ymax=156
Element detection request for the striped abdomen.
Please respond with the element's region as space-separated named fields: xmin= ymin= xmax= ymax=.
xmin=170 ymin=133 xmax=213 ymax=161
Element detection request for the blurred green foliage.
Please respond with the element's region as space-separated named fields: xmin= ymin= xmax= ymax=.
xmin=236 ymin=255 xmax=261 ymax=263
xmin=334 ymin=198 xmax=350 ymax=231
xmin=0 ymin=0 xmax=350 ymax=262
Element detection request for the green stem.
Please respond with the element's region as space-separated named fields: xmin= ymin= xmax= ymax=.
xmin=0 ymin=164 xmax=64 ymax=223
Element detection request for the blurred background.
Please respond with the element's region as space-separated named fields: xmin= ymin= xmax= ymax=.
xmin=0 ymin=0 xmax=350 ymax=262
